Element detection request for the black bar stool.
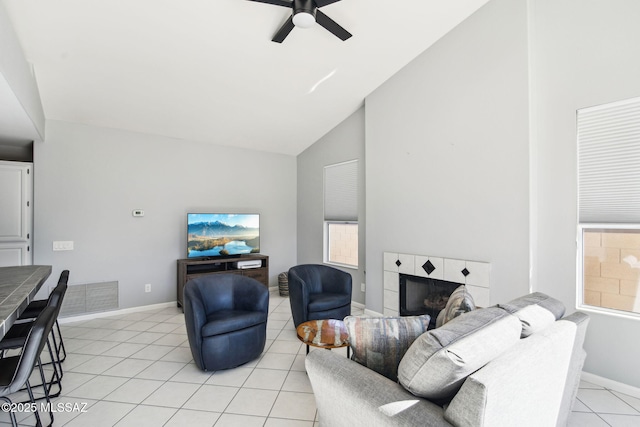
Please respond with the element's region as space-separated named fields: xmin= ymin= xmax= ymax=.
xmin=0 ymin=306 xmax=58 ymax=427
xmin=19 ymin=270 xmax=70 ymax=363
xmin=0 ymin=271 xmax=68 ymax=398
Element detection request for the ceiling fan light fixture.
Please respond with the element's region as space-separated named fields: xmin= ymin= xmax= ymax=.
xmin=247 ymin=0 xmax=351 ymax=42
xmin=293 ymin=11 xmax=315 ymax=28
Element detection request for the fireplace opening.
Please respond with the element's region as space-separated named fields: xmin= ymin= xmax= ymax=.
xmin=399 ymin=274 xmax=462 ymax=329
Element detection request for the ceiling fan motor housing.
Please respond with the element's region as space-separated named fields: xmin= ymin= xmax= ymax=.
xmin=294 ymin=0 xmax=316 ymax=15
xmin=293 ymin=0 xmax=317 ymax=27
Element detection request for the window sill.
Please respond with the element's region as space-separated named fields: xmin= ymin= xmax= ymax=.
xmin=324 ymin=261 xmax=358 ymax=271
xmin=577 ymin=304 xmax=640 ymax=322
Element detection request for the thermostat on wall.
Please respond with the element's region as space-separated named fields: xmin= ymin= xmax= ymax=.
xmin=132 ymin=210 xmax=144 ymax=217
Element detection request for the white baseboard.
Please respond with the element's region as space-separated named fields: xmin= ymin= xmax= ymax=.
xmin=58 ymin=301 xmax=178 ymax=325
xmin=581 ymin=371 xmax=640 ymax=399
xmin=63 ymin=288 xmax=287 ymax=324
xmin=351 ymin=301 xmax=365 ymax=309
xmin=364 ymin=308 xmax=383 ymax=317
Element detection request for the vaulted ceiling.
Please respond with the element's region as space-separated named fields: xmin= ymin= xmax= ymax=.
xmin=3 ymin=0 xmax=489 ymax=155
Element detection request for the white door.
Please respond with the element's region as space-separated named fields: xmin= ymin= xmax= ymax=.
xmin=0 ymin=161 xmax=33 ymax=266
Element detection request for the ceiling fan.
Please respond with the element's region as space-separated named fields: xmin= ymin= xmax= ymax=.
xmin=247 ymin=0 xmax=352 ymax=43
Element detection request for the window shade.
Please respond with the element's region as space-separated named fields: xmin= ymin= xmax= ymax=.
xmin=324 ymin=160 xmax=358 ymax=221
xmin=578 ymin=96 xmax=640 ymax=223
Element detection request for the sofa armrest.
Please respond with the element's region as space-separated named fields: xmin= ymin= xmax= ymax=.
xmin=445 ymin=320 xmax=577 ymax=427
xmin=556 ymin=312 xmax=589 ymax=427
xmin=306 ymin=350 xmax=453 ymax=427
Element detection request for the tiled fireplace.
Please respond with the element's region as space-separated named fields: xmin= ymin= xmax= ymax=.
xmin=383 ymin=252 xmax=491 ymax=318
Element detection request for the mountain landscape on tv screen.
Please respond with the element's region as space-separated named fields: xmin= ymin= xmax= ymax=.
xmin=188 ymin=221 xmax=259 ymax=256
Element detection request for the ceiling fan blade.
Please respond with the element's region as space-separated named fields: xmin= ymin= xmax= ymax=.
xmin=314 ymin=0 xmax=342 ymax=7
xmin=315 ymin=10 xmax=352 ymax=41
xmin=247 ymin=0 xmax=293 ymax=8
xmin=272 ymin=16 xmax=295 ymax=43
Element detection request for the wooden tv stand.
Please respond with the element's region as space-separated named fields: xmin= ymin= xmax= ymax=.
xmin=177 ymin=254 xmax=269 ymax=309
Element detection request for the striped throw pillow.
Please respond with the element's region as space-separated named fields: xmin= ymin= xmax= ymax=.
xmin=344 ymin=315 xmax=431 ymax=382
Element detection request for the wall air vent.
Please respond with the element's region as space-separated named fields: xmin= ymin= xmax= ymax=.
xmin=60 ymin=281 xmax=119 ymax=317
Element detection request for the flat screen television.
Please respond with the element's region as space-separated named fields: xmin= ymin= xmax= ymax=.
xmin=187 ymin=213 xmax=260 ymax=258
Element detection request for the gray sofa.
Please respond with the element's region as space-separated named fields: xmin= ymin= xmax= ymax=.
xmin=306 ymin=293 xmax=589 ymax=427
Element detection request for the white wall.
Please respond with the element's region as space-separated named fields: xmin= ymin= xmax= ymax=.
xmin=531 ymin=0 xmax=640 ymax=387
xmin=34 ymin=120 xmax=297 ymax=309
xmin=363 ymin=0 xmax=640 ymax=388
xmin=296 ymin=107 xmax=366 ymax=304
xmin=0 ymin=2 xmax=45 ymax=143
xmin=365 ymin=0 xmax=530 ymax=313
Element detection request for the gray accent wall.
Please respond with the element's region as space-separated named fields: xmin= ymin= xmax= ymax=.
xmin=531 ymin=0 xmax=640 ymax=387
xmin=34 ymin=120 xmax=297 ymax=309
xmin=365 ymin=0 xmax=530 ymax=313
xmin=296 ymin=107 xmax=366 ymax=304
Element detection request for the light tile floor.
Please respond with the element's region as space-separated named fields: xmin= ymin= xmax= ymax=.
xmin=1 ymin=293 xmax=639 ymax=426
xmin=569 ymin=381 xmax=640 ymax=426
xmin=1 ymin=293 xmax=354 ymax=427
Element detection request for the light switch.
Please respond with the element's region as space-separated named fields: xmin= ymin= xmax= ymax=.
xmin=53 ymin=241 xmax=74 ymax=251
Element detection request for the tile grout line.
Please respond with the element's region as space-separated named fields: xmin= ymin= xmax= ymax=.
xmin=52 ymin=297 xmax=319 ymax=426
xmin=605 ymin=388 xmax=640 ymax=415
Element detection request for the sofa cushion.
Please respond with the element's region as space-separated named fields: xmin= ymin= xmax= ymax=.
xmin=435 ymin=285 xmax=476 ymax=328
xmin=397 ymin=307 xmax=522 ymax=401
xmin=344 ymin=314 xmax=431 ymax=382
xmin=498 ymin=292 xmax=565 ymax=337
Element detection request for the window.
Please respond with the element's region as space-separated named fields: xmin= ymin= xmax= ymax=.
xmin=324 ymin=160 xmax=358 ymax=268
xmin=326 ymin=222 xmax=358 ymax=267
xmin=580 ymin=226 xmax=640 ymax=315
xmin=578 ymin=96 xmax=640 ymax=317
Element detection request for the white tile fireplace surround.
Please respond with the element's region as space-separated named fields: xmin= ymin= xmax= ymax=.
xmin=383 ymin=252 xmax=491 ymax=317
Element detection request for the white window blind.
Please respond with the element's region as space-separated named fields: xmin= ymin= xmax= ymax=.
xmin=324 ymin=160 xmax=358 ymax=221
xmin=578 ymin=96 xmax=640 ymax=223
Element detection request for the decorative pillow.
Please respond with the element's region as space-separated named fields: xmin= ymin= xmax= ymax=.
xmin=498 ymin=292 xmax=565 ymax=337
xmin=435 ymin=285 xmax=476 ymax=328
xmin=344 ymin=314 xmax=431 ymax=382
xmin=397 ymin=307 xmax=521 ymax=402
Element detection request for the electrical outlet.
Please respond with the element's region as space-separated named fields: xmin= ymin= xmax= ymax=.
xmin=361 ymin=282 xmax=366 ymax=292
xmin=145 ymin=284 xmax=151 ymax=293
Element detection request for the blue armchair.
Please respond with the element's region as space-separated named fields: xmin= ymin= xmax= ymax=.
xmin=184 ymin=274 xmax=269 ymax=371
xmin=288 ymin=264 xmax=352 ymax=327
